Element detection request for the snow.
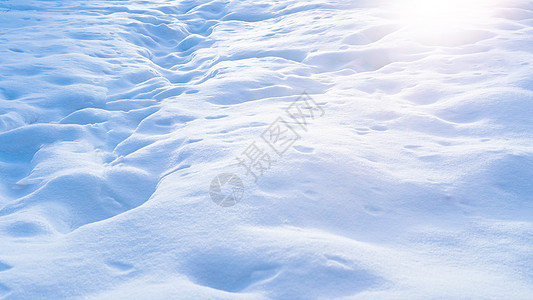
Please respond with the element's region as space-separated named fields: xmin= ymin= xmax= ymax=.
xmin=0 ymin=0 xmax=532 ymax=298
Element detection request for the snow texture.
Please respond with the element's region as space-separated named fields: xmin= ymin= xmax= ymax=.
xmin=0 ymin=0 xmax=532 ymax=298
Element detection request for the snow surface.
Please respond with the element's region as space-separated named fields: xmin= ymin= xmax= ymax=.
xmin=0 ymin=0 xmax=533 ymax=298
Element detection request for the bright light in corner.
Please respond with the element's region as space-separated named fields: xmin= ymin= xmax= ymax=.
xmin=390 ymin=0 xmax=497 ymax=38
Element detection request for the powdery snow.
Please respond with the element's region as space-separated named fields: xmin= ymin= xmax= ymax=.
xmin=0 ymin=0 xmax=532 ymax=298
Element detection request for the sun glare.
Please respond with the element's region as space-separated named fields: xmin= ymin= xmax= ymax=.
xmin=389 ymin=0 xmax=498 ymax=40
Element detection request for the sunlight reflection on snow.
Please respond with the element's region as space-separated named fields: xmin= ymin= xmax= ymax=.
xmin=387 ymin=0 xmax=500 ymax=44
